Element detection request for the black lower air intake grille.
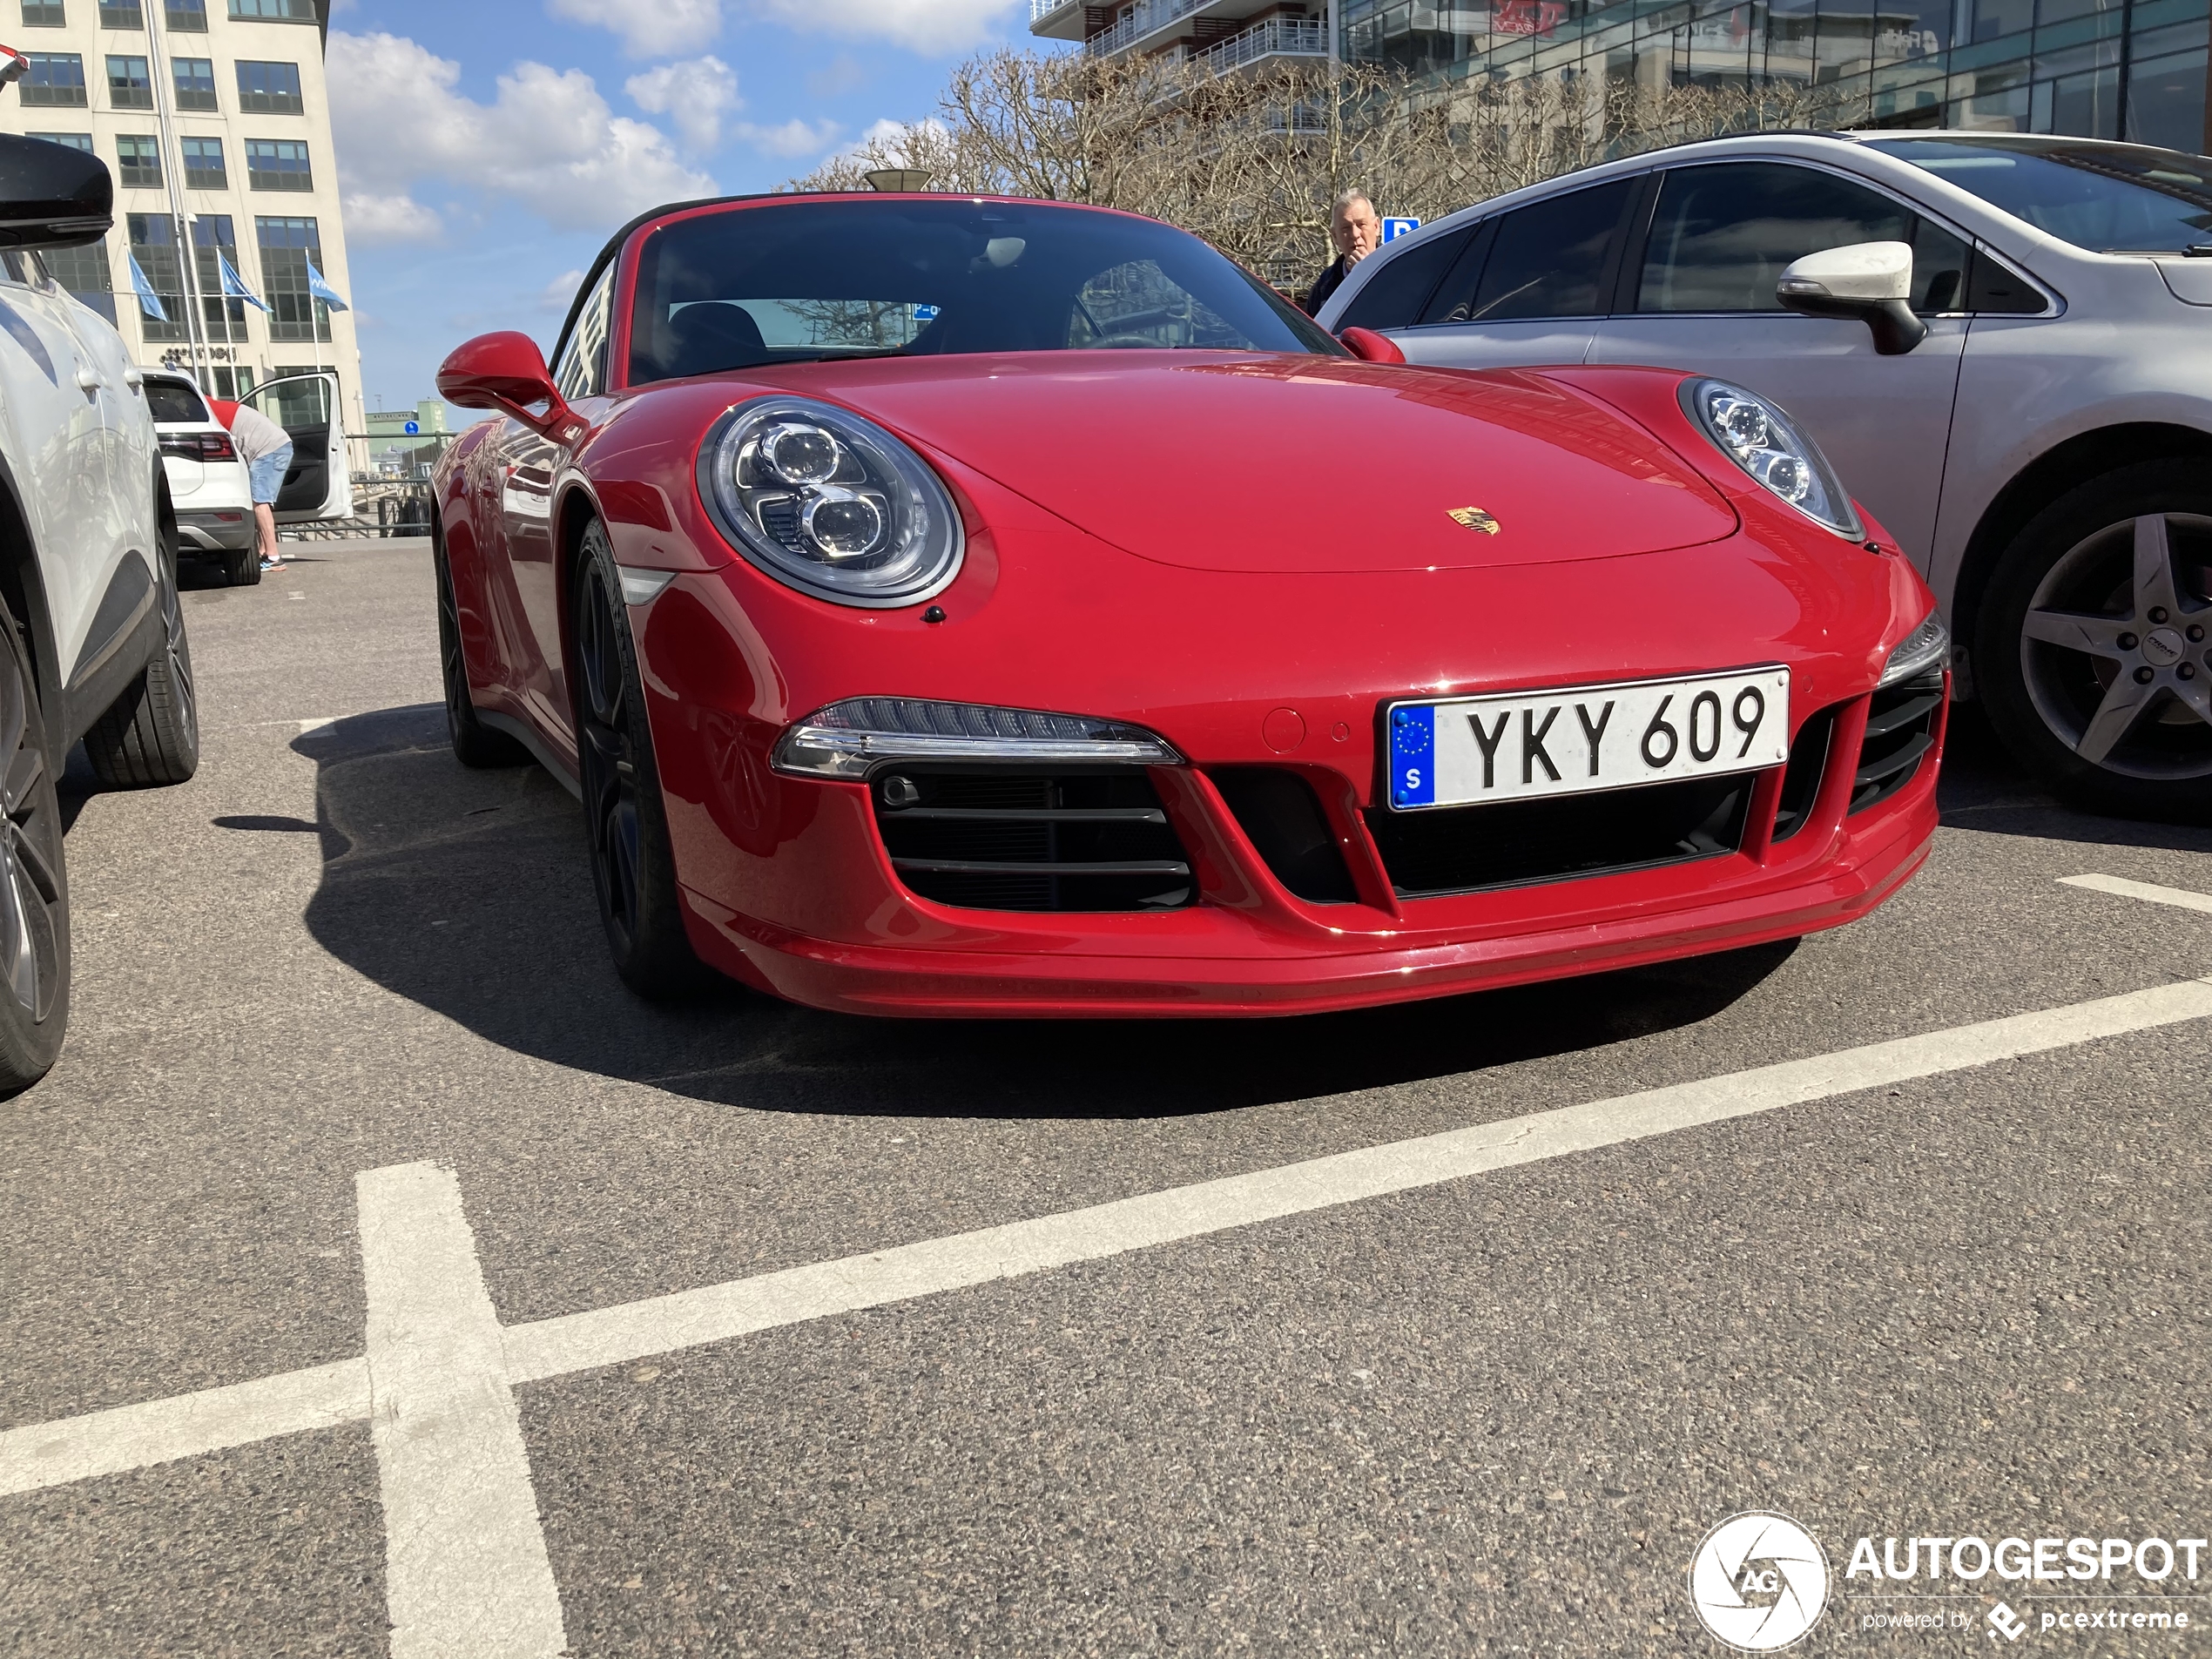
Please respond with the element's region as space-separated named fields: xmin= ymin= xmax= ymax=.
xmin=1771 ymin=706 xmax=1838 ymax=843
xmin=1366 ymin=772 xmax=1754 ymax=899
xmin=1210 ymin=768 xmax=1358 ymax=902
xmin=1851 ymin=669 xmax=1944 ymax=814
xmin=873 ymin=769 xmax=1195 ymax=912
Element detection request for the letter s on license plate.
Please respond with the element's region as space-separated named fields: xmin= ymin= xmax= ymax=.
xmin=1386 ymin=667 xmax=1791 ymax=810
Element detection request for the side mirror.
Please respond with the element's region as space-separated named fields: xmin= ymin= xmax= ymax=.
xmin=0 ymin=133 xmax=112 ymax=252
xmin=1777 ymin=241 xmax=1928 ymax=356
xmin=1338 ymin=326 xmax=1406 ymax=365
xmin=435 ymin=332 xmax=582 ymax=440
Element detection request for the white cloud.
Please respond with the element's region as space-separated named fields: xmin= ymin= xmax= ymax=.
xmin=342 ymin=190 xmax=442 ymax=245
xmin=542 ymin=269 xmax=586 ymax=310
xmin=734 ymin=118 xmax=841 ymax=158
xmin=547 ymin=0 xmax=723 ymax=56
xmin=625 ymin=57 xmax=740 ymax=152
xmin=741 ymin=0 xmax=1018 ymax=54
xmin=327 ymin=32 xmax=715 ymax=237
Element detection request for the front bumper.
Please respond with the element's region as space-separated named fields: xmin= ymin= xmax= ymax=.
xmin=178 ymin=508 xmax=253 ymax=551
xmin=670 ymin=689 xmax=1944 ymax=1019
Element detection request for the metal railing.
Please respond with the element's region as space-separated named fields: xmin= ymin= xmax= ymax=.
xmin=1029 ymin=0 xmax=1077 ymax=18
xmin=1197 ymin=17 xmax=1330 ymax=71
xmin=1085 ymin=0 xmax=1211 ymax=56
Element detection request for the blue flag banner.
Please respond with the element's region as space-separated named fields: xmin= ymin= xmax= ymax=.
xmin=305 ymin=260 xmax=349 ymax=313
xmin=127 ymin=253 xmax=168 ymax=322
xmin=219 ymin=252 xmax=269 ymax=312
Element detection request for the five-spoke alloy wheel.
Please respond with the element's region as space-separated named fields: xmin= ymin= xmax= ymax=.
xmin=1982 ymin=461 xmax=2212 ymax=816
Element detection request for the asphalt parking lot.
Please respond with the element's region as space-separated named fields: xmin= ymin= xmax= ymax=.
xmin=3 ymin=536 xmax=2210 ymax=1657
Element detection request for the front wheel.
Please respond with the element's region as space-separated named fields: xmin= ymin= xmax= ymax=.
xmin=1979 ymin=460 xmax=2212 ymax=819
xmin=0 ymin=596 xmax=68 ymax=1094
xmin=571 ymin=518 xmax=705 ymax=999
xmin=435 ymin=532 xmax=527 ymax=769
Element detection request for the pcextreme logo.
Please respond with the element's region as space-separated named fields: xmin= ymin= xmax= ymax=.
xmin=1689 ymin=1512 xmax=1832 ymax=1651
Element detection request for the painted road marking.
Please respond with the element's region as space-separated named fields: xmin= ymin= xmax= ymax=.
xmin=2062 ymin=873 xmax=2212 ymax=917
xmin=360 ymin=1164 xmax=567 ymax=1659
xmin=8 ymin=974 xmax=2212 ymax=1511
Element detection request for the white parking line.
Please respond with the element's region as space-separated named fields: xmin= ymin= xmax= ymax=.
xmin=360 ymin=1164 xmax=567 ymax=1659
xmin=8 ymin=973 xmax=2212 ymax=1522
xmin=2061 ymin=873 xmax=2212 ymax=916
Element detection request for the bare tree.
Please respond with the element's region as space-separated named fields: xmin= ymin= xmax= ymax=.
xmin=789 ymin=49 xmax=1869 ymax=291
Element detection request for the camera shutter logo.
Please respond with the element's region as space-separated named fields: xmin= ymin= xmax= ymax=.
xmin=1688 ymin=1512 xmax=1831 ymax=1651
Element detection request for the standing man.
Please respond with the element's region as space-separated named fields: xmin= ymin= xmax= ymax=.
xmin=209 ymin=397 xmax=295 ymax=574
xmin=1304 ymin=190 xmax=1382 ymax=315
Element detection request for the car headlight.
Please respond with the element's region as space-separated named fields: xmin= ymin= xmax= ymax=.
xmin=772 ymin=697 xmax=1182 ymax=779
xmin=1878 ymin=611 xmax=1949 ymax=687
xmin=1682 ymin=379 xmax=1863 ymax=540
xmin=698 ymin=395 xmax=963 ymax=609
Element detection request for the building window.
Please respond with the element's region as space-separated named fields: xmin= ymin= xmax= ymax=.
xmin=20 ymin=52 xmax=87 ymax=105
xmin=181 ymin=136 xmax=226 ymax=190
xmin=172 ymin=56 xmax=216 ymax=110
xmin=106 ymin=54 xmax=153 ymax=109
xmin=192 ymin=214 xmax=247 ymax=342
xmin=98 ymin=0 xmax=143 ymax=26
xmin=257 ymin=215 xmax=330 ymax=341
xmin=227 ymin=0 xmax=318 ymax=17
xmin=246 ymin=138 xmax=312 ymax=191
xmin=127 ymin=212 xmax=185 ymax=341
xmin=19 ymin=2 xmax=66 ymax=27
xmin=25 ymin=131 xmax=93 ymax=151
xmin=234 ymin=59 xmax=302 ymax=113
xmin=42 ymin=238 xmax=114 ymax=324
xmin=165 ymin=0 xmax=206 ymax=28
xmin=115 ymin=133 xmax=162 ymax=188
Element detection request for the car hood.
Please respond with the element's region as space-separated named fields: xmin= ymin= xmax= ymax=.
xmin=781 ymin=353 xmax=1738 ymax=575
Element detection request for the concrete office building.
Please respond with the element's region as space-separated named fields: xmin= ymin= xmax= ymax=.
xmin=1035 ymin=0 xmax=2210 ymax=154
xmin=0 ymin=0 xmax=364 ymax=436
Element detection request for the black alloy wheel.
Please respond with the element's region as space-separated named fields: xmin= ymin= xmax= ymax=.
xmin=435 ymin=529 xmax=527 ymax=769
xmin=571 ymin=518 xmax=705 ymax=998
xmin=1980 ymin=460 xmax=2212 ymax=818
xmin=0 ymin=597 xmax=68 ymax=1094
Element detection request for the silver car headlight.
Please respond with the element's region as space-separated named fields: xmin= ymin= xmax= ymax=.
xmin=1878 ymin=611 xmax=1949 ymax=687
xmin=1683 ymin=378 xmax=1864 ymax=540
xmin=698 ymin=395 xmax=963 ymax=609
xmin=773 ymin=697 xmax=1183 ymax=779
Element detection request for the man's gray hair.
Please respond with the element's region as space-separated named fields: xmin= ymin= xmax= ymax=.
xmin=1332 ymin=189 xmax=1375 ymax=217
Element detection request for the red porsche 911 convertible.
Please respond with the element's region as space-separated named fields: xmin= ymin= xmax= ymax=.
xmin=431 ymin=192 xmax=1947 ymax=1017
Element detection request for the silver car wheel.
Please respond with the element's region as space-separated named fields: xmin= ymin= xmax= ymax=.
xmin=2019 ymin=510 xmax=2212 ymax=781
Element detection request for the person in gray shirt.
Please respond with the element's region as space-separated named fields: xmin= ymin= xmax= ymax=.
xmin=212 ymin=397 xmax=295 ymax=573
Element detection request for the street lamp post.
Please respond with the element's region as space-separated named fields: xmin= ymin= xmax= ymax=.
xmin=145 ymin=0 xmax=212 ymax=392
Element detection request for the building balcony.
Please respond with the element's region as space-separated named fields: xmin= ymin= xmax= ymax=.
xmin=1030 ymin=0 xmax=1088 ymax=40
xmin=1197 ymin=17 xmax=1330 ymax=71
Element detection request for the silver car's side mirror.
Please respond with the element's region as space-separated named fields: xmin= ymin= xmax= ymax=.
xmin=1777 ymin=241 xmax=1929 ymax=356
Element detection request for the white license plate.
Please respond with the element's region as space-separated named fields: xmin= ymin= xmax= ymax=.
xmin=1386 ymin=667 xmax=1791 ymax=811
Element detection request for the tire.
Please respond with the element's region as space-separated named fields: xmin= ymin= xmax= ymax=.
xmin=1977 ymin=459 xmax=2212 ymax=819
xmin=0 ymin=596 xmax=69 ymax=1095
xmin=83 ymin=533 xmax=199 ymax=789
xmin=571 ymin=517 xmax=705 ymax=999
xmin=435 ymin=531 xmax=528 ymax=768
xmin=222 ymin=543 xmax=260 ymax=587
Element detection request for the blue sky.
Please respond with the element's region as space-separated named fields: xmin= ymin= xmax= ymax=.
xmin=326 ymin=0 xmax=1042 ymax=418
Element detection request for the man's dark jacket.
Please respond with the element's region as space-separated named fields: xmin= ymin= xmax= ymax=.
xmin=1304 ymin=255 xmax=1350 ymax=316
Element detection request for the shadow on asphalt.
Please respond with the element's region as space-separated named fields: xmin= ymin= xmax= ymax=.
xmin=1937 ymin=705 xmax=2212 ymax=850
xmin=279 ymin=703 xmax=1820 ymax=1119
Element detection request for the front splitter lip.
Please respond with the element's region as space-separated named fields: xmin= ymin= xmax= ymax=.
xmin=678 ymin=793 xmax=1934 ymax=1019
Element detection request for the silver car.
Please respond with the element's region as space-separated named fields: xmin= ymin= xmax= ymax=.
xmin=1319 ymin=132 xmax=2212 ymax=818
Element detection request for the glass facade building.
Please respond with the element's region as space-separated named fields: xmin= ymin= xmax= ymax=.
xmin=1343 ymin=0 xmax=2209 ymax=152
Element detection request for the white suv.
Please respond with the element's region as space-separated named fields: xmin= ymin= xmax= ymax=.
xmin=143 ymin=370 xmax=257 ymax=587
xmin=0 ymin=133 xmax=199 ymax=1092
xmin=1321 ymin=132 xmax=2212 ymax=818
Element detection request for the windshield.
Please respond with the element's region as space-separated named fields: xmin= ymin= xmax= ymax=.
xmin=1865 ymin=135 xmax=2212 ymax=253
xmin=625 ymin=199 xmax=1339 ymax=384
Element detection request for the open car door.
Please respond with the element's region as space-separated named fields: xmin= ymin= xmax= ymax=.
xmin=240 ymin=370 xmax=353 ymax=524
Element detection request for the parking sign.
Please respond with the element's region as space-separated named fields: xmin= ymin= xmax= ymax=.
xmin=1382 ymin=217 xmax=1420 ymax=242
